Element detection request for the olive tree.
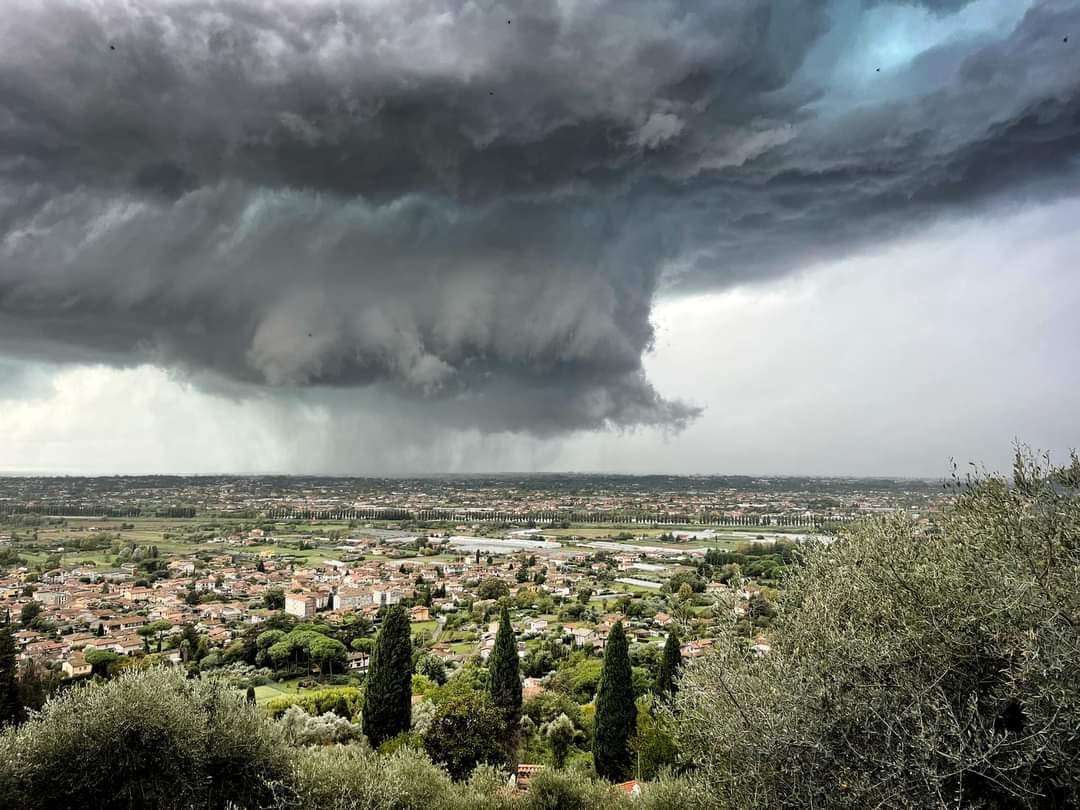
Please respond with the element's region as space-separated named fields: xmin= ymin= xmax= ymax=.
xmin=675 ymin=450 xmax=1080 ymax=809
xmin=0 ymin=667 xmax=289 ymax=810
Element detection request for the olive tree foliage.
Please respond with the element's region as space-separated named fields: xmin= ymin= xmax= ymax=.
xmin=278 ymin=744 xmax=515 ymax=810
xmin=541 ymin=712 xmax=578 ymax=768
xmin=675 ymin=450 xmax=1080 ymax=809
xmin=519 ymin=768 xmax=632 ymax=810
xmin=0 ymin=664 xmax=698 ymax=810
xmin=0 ymin=666 xmax=290 ymax=810
xmin=278 ymin=705 xmax=365 ymax=746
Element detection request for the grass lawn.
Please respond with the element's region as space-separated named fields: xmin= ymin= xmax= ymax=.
xmin=542 ymin=527 xmax=651 ymax=539
xmin=443 ymin=630 xmax=477 ymax=642
xmin=251 ymin=677 xmax=311 ymax=705
xmin=609 ymin=582 xmax=662 ymax=594
xmin=252 ymin=682 xmax=294 ymax=705
xmin=7 ymin=515 xmax=357 ymax=568
xmin=250 ymin=675 xmax=363 ymax=706
xmin=411 ymin=620 xmax=438 ymax=634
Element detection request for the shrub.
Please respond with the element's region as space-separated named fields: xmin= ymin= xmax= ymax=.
xmin=550 ymin=658 xmax=602 ymax=703
xmin=280 ymin=744 xmax=455 ymax=810
xmin=675 ymin=450 xmax=1080 ymax=809
xmin=0 ymin=666 xmax=289 ymax=810
xmin=423 ymin=688 xmax=507 ymax=780
xmin=523 ymin=690 xmax=583 ymax=729
xmin=378 ymin=731 xmax=425 ymax=755
xmin=637 ymin=774 xmax=709 ymax=810
xmin=411 ymin=697 xmax=436 ymax=735
xmin=456 ymin=764 xmax=515 ymax=810
xmin=541 ymin=713 xmax=578 ymax=768
xmin=266 ymin=686 xmax=362 ymax=719
xmin=279 ymin=705 xmax=365 ymax=746
xmin=520 ymin=768 xmax=631 ymax=810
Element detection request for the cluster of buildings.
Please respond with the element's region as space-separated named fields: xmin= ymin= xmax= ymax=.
xmin=0 ymin=522 xmax=748 ymax=681
xmin=0 ymin=474 xmax=944 ymax=529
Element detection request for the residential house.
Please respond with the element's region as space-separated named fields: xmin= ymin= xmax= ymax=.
xmin=410 ymin=605 xmax=431 ymax=622
xmin=62 ymin=653 xmax=92 ymax=679
xmin=112 ymin=635 xmax=145 ymax=656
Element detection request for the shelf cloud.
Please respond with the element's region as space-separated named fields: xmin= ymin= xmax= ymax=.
xmin=1 ymin=0 xmax=1077 ymax=434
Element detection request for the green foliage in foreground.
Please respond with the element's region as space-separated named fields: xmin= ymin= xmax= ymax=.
xmin=0 ymin=667 xmax=691 ymax=810
xmin=0 ymin=667 xmax=290 ymax=809
xmin=676 ymin=450 xmax=1080 ymax=809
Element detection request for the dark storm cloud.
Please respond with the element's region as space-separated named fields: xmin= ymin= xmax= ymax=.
xmin=0 ymin=0 xmax=1078 ymax=433
xmin=863 ymin=0 xmax=976 ymax=11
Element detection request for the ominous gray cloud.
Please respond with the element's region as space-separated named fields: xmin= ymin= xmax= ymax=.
xmin=0 ymin=0 xmax=1078 ymax=434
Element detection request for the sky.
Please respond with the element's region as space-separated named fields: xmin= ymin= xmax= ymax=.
xmin=0 ymin=0 xmax=1078 ymax=476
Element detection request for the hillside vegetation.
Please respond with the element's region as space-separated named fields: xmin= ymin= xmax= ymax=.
xmin=676 ymin=451 xmax=1080 ymax=808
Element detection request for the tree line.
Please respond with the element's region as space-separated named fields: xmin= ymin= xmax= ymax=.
xmin=268 ymin=505 xmax=837 ymax=526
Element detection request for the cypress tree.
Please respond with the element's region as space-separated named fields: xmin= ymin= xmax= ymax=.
xmin=333 ymin=695 xmax=351 ymax=720
xmin=488 ymin=605 xmax=522 ymax=739
xmin=362 ymin=604 xmax=413 ymax=748
xmin=593 ymin=621 xmax=637 ymax=781
xmin=0 ymin=611 xmax=20 ymax=726
xmin=656 ymin=629 xmax=682 ymax=697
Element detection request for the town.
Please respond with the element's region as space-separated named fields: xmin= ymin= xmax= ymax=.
xmin=0 ymin=473 xmax=945 ymax=791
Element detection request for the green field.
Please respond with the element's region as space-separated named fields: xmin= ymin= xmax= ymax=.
xmin=2 ymin=512 xmax=806 ymax=590
xmin=250 ymin=677 xmax=313 ymax=705
xmin=606 ymin=582 xmax=662 ymax=594
xmin=5 ymin=515 xmax=354 ymax=569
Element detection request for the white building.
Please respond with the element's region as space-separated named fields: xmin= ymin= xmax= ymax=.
xmin=34 ymin=590 xmax=70 ymax=607
xmin=333 ymin=589 xmax=370 ymax=610
xmin=284 ymin=593 xmax=316 ymax=619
